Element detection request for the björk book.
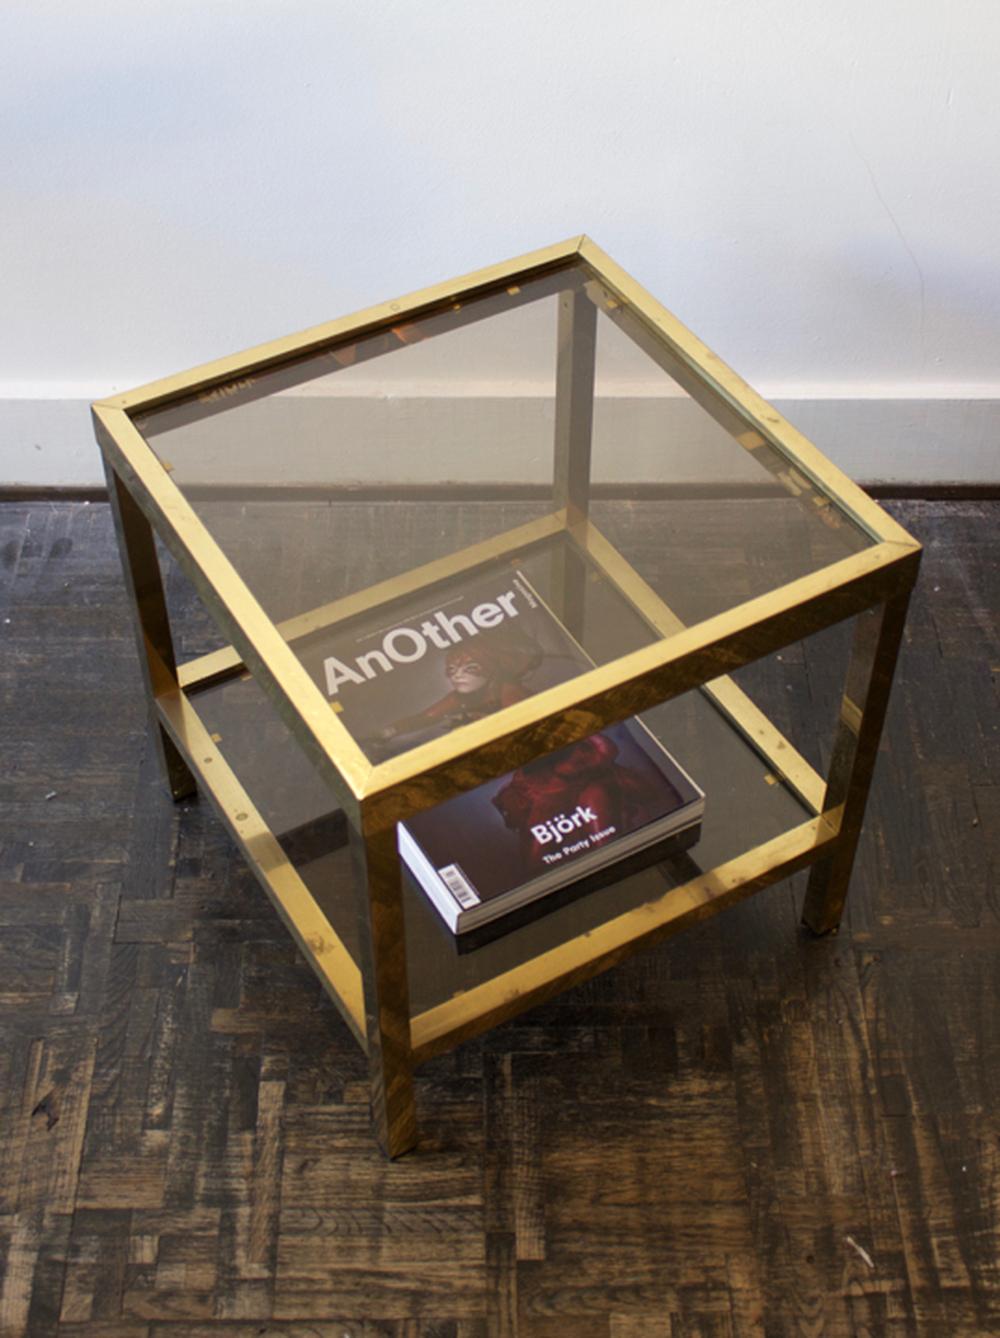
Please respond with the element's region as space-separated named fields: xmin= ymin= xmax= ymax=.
xmin=398 ymin=716 xmax=704 ymax=934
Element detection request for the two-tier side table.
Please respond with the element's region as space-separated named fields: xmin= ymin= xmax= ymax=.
xmin=92 ymin=237 xmax=921 ymax=1156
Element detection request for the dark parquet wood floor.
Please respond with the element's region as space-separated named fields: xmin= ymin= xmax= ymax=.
xmin=0 ymin=499 xmax=997 ymax=1336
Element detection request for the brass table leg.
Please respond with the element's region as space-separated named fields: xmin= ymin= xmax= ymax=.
xmin=104 ymin=460 xmax=196 ymax=802
xmin=802 ymin=589 xmax=913 ymax=935
xmin=351 ymin=812 xmax=418 ymax=1157
xmin=551 ymin=286 xmax=597 ymax=640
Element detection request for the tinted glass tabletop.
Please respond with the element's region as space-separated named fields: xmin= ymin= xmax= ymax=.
xmin=134 ymin=259 xmax=873 ymax=765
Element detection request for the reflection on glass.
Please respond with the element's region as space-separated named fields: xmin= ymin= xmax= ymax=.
xmin=133 ymin=258 xmax=871 ymax=647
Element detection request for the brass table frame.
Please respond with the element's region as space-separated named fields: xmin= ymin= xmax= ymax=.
xmin=92 ymin=236 xmax=921 ymax=1157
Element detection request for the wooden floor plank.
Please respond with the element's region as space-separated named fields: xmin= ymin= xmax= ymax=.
xmin=0 ymin=498 xmax=997 ymax=1334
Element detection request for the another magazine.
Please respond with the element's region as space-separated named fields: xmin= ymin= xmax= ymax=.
xmin=299 ymin=564 xmax=592 ymax=759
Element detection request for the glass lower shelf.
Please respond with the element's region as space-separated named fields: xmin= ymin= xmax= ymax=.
xmin=188 ymin=670 xmax=812 ymax=1017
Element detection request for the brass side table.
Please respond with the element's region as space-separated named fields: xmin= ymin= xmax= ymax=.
xmin=93 ymin=237 xmax=920 ymax=1157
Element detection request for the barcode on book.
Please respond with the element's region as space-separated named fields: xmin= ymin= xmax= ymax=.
xmin=437 ymin=864 xmax=481 ymax=909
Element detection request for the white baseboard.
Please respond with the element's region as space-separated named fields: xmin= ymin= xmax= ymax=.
xmin=2 ymin=390 xmax=998 ymax=488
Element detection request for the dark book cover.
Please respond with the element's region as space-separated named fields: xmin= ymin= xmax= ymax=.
xmin=297 ymin=565 xmax=592 ymax=760
xmin=399 ymin=718 xmax=704 ymax=933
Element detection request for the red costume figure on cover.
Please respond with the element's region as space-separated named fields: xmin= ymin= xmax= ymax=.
xmin=492 ymin=732 xmax=673 ymax=873
xmin=379 ymin=631 xmax=543 ymax=743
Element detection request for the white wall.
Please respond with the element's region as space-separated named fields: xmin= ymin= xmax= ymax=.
xmin=2 ymin=0 xmax=999 ymax=485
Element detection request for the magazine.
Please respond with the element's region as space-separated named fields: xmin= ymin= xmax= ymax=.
xmin=298 ymin=564 xmax=594 ymax=759
xmin=398 ymin=717 xmax=704 ymax=933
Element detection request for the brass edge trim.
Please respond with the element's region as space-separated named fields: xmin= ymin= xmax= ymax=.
xmin=699 ymin=678 xmax=826 ymax=814
xmin=577 ymin=238 xmax=921 ymax=552
xmin=177 ymin=510 xmax=570 ymax=692
xmin=410 ymin=814 xmax=835 ymax=1062
xmin=840 ymin=694 xmax=864 ymax=737
xmin=96 ymin=236 xmax=586 ymax=415
xmin=155 ymin=688 xmax=367 ymax=1046
xmin=574 ymin=519 xmax=826 ymax=813
xmin=93 ymin=403 xmax=372 ymax=802
xmin=363 ymin=539 xmax=919 ymax=811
